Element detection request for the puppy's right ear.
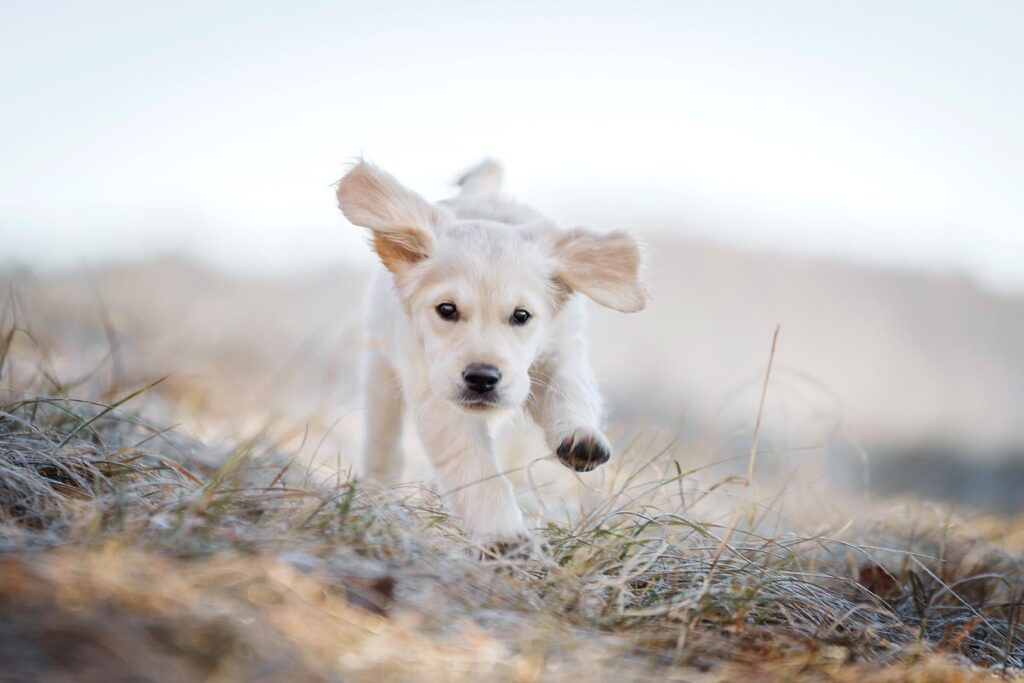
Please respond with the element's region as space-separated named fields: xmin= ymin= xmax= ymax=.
xmin=336 ymin=161 xmax=438 ymax=273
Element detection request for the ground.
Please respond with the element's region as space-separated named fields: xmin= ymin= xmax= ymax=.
xmin=1 ymin=269 xmax=1022 ymax=682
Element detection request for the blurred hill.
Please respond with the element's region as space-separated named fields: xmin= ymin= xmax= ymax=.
xmin=590 ymin=238 xmax=1024 ymax=452
xmin=3 ymin=237 xmax=1022 ymax=507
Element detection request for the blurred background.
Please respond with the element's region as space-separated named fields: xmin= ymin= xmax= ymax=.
xmin=3 ymin=1 xmax=1022 ymax=512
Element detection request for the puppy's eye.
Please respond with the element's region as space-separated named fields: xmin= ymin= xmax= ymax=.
xmin=510 ymin=308 xmax=531 ymax=326
xmin=436 ymin=302 xmax=459 ymax=321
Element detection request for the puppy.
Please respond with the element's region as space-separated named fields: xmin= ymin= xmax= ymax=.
xmin=336 ymin=160 xmax=646 ymax=542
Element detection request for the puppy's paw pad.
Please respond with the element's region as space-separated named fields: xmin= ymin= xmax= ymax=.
xmin=556 ymin=432 xmax=611 ymax=472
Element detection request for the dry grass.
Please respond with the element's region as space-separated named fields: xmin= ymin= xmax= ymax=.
xmin=1 ymin=301 xmax=1022 ymax=682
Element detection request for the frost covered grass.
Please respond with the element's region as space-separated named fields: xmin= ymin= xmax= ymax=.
xmin=1 ymin=300 xmax=1022 ymax=682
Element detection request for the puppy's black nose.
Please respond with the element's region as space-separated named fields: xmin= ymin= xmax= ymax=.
xmin=463 ymin=363 xmax=501 ymax=393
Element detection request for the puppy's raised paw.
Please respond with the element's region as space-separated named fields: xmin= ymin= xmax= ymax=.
xmin=556 ymin=430 xmax=611 ymax=472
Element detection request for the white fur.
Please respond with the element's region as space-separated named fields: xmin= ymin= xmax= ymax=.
xmin=337 ymin=160 xmax=646 ymax=541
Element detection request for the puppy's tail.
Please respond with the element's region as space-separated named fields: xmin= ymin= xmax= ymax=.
xmin=456 ymin=158 xmax=503 ymax=195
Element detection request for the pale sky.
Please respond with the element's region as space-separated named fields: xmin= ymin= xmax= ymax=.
xmin=2 ymin=1 xmax=1022 ymax=291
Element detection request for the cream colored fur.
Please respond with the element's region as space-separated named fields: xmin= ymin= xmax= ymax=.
xmin=336 ymin=159 xmax=646 ymax=542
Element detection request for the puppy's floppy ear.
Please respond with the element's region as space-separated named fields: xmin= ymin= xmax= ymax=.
xmin=552 ymin=228 xmax=647 ymax=312
xmin=336 ymin=161 xmax=439 ymax=273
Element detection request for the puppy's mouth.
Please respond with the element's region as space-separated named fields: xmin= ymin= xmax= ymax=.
xmin=454 ymin=390 xmax=504 ymax=412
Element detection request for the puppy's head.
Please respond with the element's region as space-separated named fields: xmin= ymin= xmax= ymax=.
xmin=337 ymin=161 xmax=646 ymax=413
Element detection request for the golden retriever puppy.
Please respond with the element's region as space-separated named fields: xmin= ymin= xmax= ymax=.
xmin=336 ymin=159 xmax=646 ymax=543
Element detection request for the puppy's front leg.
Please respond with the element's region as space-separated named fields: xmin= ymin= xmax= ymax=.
xmin=413 ymin=400 xmax=527 ymax=541
xmin=528 ymin=342 xmax=611 ymax=473
xmin=359 ymin=350 xmax=405 ymax=484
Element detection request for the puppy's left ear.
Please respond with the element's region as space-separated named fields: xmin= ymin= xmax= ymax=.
xmin=553 ymin=228 xmax=647 ymax=312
